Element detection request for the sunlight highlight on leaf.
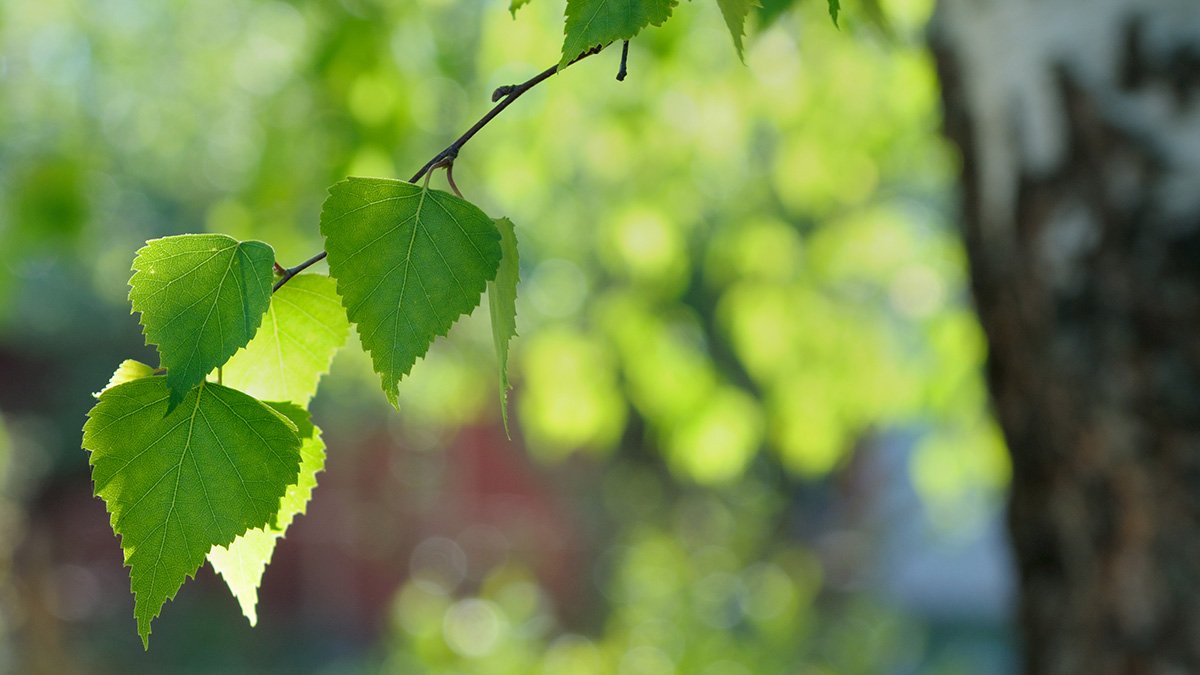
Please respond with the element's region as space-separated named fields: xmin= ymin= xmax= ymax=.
xmin=207 ymin=402 xmax=325 ymax=626
xmin=220 ymin=274 xmax=349 ymax=406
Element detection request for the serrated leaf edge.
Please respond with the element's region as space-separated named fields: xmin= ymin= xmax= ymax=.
xmin=128 ymin=234 xmax=275 ymax=411
xmin=83 ymin=380 xmax=300 ymax=648
xmin=320 ymin=178 xmax=501 ymax=408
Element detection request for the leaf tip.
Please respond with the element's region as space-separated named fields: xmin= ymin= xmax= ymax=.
xmin=384 ymin=381 xmax=401 ymax=411
xmin=163 ymin=376 xmax=191 ymax=415
xmin=135 ymin=596 xmax=164 ymax=651
xmin=500 ymin=393 xmax=512 ymax=440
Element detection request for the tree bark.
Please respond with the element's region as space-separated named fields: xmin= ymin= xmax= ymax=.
xmin=932 ymin=1 xmax=1200 ymax=673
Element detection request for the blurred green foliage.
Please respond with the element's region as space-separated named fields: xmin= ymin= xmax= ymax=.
xmin=385 ymin=467 xmax=927 ymax=674
xmin=0 ymin=0 xmax=1012 ymax=669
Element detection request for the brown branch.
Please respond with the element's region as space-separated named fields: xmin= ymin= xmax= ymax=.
xmin=272 ymin=251 xmax=328 ymax=292
xmin=272 ymin=44 xmax=607 ymax=293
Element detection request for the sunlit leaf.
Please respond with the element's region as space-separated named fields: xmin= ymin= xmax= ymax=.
xmin=83 ymin=377 xmax=301 ymax=647
xmin=219 ymin=274 xmax=349 ymax=406
xmin=320 ymin=178 xmax=501 ymax=407
xmin=208 ymin=402 xmax=325 ymax=626
xmin=487 ymin=217 xmax=520 ymax=436
xmin=93 ymin=359 xmax=157 ymax=397
xmin=129 ymin=234 xmax=275 ymax=410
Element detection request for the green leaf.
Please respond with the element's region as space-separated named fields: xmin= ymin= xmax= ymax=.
xmin=487 ymin=218 xmax=519 ymax=437
xmin=219 ymin=274 xmax=349 ymax=406
xmin=83 ymin=377 xmax=301 ymax=647
xmin=828 ymin=0 xmax=840 ymax=26
xmin=510 ymin=0 xmax=532 ymax=16
xmin=207 ymin=402 xmax=324 ymax=626
xmin=560 ymin=0 xmax=677 ymax=68
xmin=715 ymin=0 xmax=757 ymax=61
xmin=129 ymin=234 xmax=275 ymax=410
xmin=202 ymin=275 xmax=344 ymax=625
xmin=320 ymin=178 xmax=502 ymax=407
xmin=94 ymin=359 xmax=157 ymax=397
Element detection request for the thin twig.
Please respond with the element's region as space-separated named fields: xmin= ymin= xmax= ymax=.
xmin=617 ymin=41 xmax=629 ymax=81
xmin=272 ymin=250 xmax=329 ymax=291
xmin=272 ymin=44 xmax=606 ymax=294
xmin=408 ymin=44 xmax=605 ymax=185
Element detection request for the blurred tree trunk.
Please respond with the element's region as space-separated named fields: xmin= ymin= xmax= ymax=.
xmin=931 ymin=1 xmax=1200 ymax=673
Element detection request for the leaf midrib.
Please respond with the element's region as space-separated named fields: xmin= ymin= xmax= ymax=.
xmin=145 ymin=383 xmax=206 ymax=613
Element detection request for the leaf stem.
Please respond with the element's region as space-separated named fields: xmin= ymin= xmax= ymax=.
xmin=445 ymin=162 xmax=464 ymax=199
xmin=272 ymin=44 xmax=607 ymax=294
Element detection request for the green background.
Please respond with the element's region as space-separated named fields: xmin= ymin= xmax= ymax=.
xmin=0 ymin=0 xmax=1013 ymax=671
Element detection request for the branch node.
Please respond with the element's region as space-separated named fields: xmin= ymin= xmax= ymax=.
xmin=272 ymin=251 xmax=328 ymax=292
xmin=492 ymin=84 xmax=518 ymax=102
xmin=274 ymin=45 xmax=609 ymax=294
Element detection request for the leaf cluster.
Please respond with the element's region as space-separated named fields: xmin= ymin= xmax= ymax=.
xmin=86 ymin=179 xmax=519 ymax=646
xmin=546 ymin=0 xmax=841 ymax=64
xmin=82 ymin=0 xmax=842 ymax=646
